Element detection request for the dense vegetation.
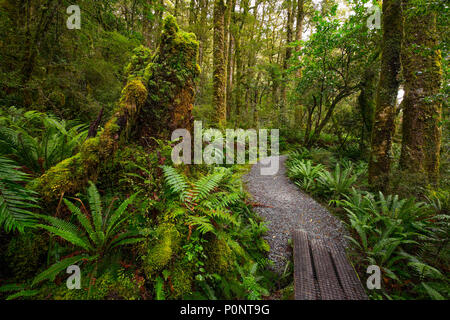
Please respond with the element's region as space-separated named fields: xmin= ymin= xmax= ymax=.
xmin=0 ymin=0 xmax=448 ymax=300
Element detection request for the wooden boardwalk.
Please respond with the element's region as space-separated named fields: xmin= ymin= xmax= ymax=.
xmin=293 ymin=229 xmax=368 ymax=300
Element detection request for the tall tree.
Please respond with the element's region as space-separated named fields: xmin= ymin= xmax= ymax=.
xmin=213 ymin=0 xmax=227 ymax=126
xmin=400 ymin=0 xmax=443 ymax=186
xmin=368 ymin=0 xmax=403 ymax=192
xmin=281 ymin=0 xmax=295 ymax=124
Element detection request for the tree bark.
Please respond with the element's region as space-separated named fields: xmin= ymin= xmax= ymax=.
xmin=213 ymin=0 xmax=227 ymax=126
xmin=368 ymin=0 xmax=403 ymax=192
xmin=400 ymin=0 xmax=443 ymax=186
xmin=280 ymin=0 xmax=294 ymax=125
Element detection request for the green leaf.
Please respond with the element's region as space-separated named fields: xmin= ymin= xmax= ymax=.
xmin=32 ymin=255 xmax=85 ymax=286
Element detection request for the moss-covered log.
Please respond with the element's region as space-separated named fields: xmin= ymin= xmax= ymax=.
xmin=399 ymin=0 xmax=443 ymax=186
xmin=33 ymin=16 xmax=200 ymax=200
xmin=368 ymin=0 xmax=403 ymax=192
xmin=138 ymin=16 xmax=200 ymax=140
xmin=32 ymin=80 xmax=148 ymax=200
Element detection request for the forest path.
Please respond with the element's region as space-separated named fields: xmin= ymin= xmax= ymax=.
xmin=243 ymin=155 xmax=348 ymax=275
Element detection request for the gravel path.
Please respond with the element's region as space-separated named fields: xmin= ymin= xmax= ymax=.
xmin=243 ymin=155 xmax=347 ymax=275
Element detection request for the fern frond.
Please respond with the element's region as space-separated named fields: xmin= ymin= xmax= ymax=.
xmin=191 ymin=170 xmax=226 ymax=202
xmin=0 ymin=156 xmax=38 ymax=233
xmin=63 ymin=199 xmax=98 ymax=245
xmin=105 ymin=193 xmax=137 ymax=238
xmin=87 ymin=182 xmax=104 ymax=243
xmin=187 ymin=215 xmax=215 ymax=234
xmin=31 ymin=255 xmax=85 ymax=287
xmin=162 ymin=165 xmax=189 ymax=198
xmin=36 ymin=224 xmax=93 ymax=251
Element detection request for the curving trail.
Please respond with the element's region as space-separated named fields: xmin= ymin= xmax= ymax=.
xmin=243 ymin=155 xmax=347 ymax=274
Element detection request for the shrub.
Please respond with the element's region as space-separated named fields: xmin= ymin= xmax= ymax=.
xmin=316 ymin=164 xmax=358 ymax=200
xmin=32 ymin=182 xmax=143 ymax=288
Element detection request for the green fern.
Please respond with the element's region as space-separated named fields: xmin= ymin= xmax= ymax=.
xmin=162 ymin=166 xmax=241 ymax=234
xmin=33 ymin=182 xmax=143 ymax=286
xmin=0 ymin=156 xmax=39 ymax=233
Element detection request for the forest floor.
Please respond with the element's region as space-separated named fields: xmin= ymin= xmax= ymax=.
xmin=244 ymin=155 xmax=348 ymax=275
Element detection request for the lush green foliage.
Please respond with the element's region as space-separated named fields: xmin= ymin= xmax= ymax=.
xmin=32 ymin=182 xmax=143 ymax=290
xmin=0 ymin=107 xmax=88 ymax=175
xmin=0 ymin=156 xmax=38 ymax=233
xmin=287 ymin=149 xmax=450 ymax=300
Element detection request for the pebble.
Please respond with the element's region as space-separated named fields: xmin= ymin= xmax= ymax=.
xmin=243 ymin=155 xmax=348 ymax=275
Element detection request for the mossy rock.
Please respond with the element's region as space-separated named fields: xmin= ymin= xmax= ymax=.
xmin=204 ymin=237 xmax=235 ymax=275
xmin=142 ymin=223 xmax=180 ymax=277
xmin=169 ymin=261 xmax=194 ymax=299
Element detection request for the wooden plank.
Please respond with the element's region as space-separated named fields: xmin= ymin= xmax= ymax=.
xmin=328 ymin=243 xmax=368 ymax=300
xmin=309 ymin=237 xmax=346 ymax=300
xmin=293 ymin=230 xmax=317 ymax=300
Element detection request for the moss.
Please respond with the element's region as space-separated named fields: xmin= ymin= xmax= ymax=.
xmin=125 ymin=45 xmax=152 ymax=81
xmin=169 ymin=262 xmax=193 ymax=299
xmin=399 ymin=1 xmax=443 ymax=186
xmin=138 ymin=15 xmax=199 ymax=140
xmin=38 ymin=268 xmax=143 ymax=300
xmin=280 ymin=283 xmax=295 ymax=300
xmin=142 ymin=223 xmax=180 ymax=277
xmin=120 ymin=79 xmax=148 ymax=107
xmin=2 ymin=232 xmax=48 ymax=281
xmin=368 ymin=0 xmax=403 ymax=193
xmin=33 ymin=79 xmax=148 ymax=200
xmin=205 ymin=237 xmax=235 ymax=275
xmin=213 ymin=0 xmax=227 ymax=126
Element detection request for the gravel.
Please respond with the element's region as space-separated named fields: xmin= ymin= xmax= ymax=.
xmin=243 ymin=155 xmax=347 ymax=275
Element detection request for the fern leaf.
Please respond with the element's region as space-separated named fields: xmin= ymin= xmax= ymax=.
xmin=32 ymin=255 xmax=85 ymax=286
xmin=37 ymin=224 xmax=93 ymax=251
xmin=0 ymin=156 xmax=38 ymax=233
xmin=87 ymin=182 xmax=104 ymax=242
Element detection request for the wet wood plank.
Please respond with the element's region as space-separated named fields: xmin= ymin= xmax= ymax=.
xmin=293 ymin=229 xmax=368 ymax=300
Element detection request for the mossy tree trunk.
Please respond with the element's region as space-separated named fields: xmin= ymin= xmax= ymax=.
xmin=213 ymin=0 xmax=227 ymax=127
xmin=399 ymin=0 xmax=443 ymax=187
xmin=358 ymin=68 xmax=377 ymax=152
xmin=225 ymin=0 xmax=236 ymax=119
xmin=280 ymin=0 xmax=294 ymax=125
xmin=368 ymin=0 xmax=403 ymax=192
xmin=34 ymin=17 xmax=200 ymax=200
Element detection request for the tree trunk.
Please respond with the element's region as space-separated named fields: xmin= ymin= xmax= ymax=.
xmin=34 ymin=17 xmax=199 ymax=200
xmin=280 ymin=0 xmax=294 ymax=125
xmin=213 ymin=0 xmax=227 ymax=126
xmin=400 ymin=0 xmax=443 ymax=186
xmin=368 ymin=0 xmax=403 ymax=192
